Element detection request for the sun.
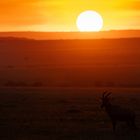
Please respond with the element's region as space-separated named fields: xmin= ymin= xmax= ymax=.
xmin=76 ymin=10 xmax=103 ymax=32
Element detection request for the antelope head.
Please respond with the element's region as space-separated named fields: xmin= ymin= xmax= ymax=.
xmin=101 ymin=91 xmax=111 ymax=109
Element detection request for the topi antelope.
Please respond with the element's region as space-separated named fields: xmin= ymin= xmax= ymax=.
xmin=101 ymin=91 xmax=136 ymax=131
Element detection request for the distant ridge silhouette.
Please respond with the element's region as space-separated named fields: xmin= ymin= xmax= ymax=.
xmin=0 ymin=37 xmax=140 ymax=42
xmin=0 ymin=37 xmax=34 ymax=41
xmin=0 ymin=30 xmax=140 ymax=40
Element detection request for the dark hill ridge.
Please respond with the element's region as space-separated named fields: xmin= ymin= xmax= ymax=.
xmin=0 ymin=36 xmax=139 ymax=43
xmin=0 ymin=30 xmax=140 ymax=40
xmin=0 ymin=37 xmax=34 ymax=41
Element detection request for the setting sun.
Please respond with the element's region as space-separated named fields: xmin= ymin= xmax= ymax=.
xmin=76 ymin=11 xmax=103 ymax=32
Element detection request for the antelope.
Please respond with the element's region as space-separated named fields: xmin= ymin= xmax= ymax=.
xmin=101 ymin=91 xmax=136 ymax=131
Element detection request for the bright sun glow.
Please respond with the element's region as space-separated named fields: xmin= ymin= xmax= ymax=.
xmin=76 ymin=10 xmax=103 ymax=32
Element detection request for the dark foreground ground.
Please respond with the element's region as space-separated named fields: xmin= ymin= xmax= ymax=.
xmin=0 ymin=87 xmax=140 ymax=140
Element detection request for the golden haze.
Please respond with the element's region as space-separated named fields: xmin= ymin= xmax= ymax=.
xmin=0 ymin=0 xmax=139 ymax=31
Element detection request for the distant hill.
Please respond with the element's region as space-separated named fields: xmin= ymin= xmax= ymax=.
xmin=0 ymin=30 xmax=140 ymax=40
xmin=0 ymin=37 xmax=33 ymax=41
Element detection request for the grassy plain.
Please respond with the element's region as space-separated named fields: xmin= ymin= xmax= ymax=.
xmin=0 ymin=87 xmax=140 ymax=140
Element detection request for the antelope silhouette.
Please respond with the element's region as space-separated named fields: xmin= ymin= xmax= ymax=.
xmin=101 ymin=91 xmax=136 ymax=131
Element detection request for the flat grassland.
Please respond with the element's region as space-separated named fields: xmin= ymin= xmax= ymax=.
xmin=0 ymin=87 xmax=140 ymax=140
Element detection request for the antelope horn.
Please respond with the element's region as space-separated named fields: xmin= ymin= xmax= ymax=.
xmin=105 ymin=92 xmax=112 ymax=98
xmin=102 ymin=91 xmax=108 ymax=98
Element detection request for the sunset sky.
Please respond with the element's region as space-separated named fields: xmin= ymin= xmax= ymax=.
xmin=0 ymin=0 xmax=140 ymax=31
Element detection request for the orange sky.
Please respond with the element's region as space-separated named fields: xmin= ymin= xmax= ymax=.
xmin=0 ymin=0 xmax=140 ymax=31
